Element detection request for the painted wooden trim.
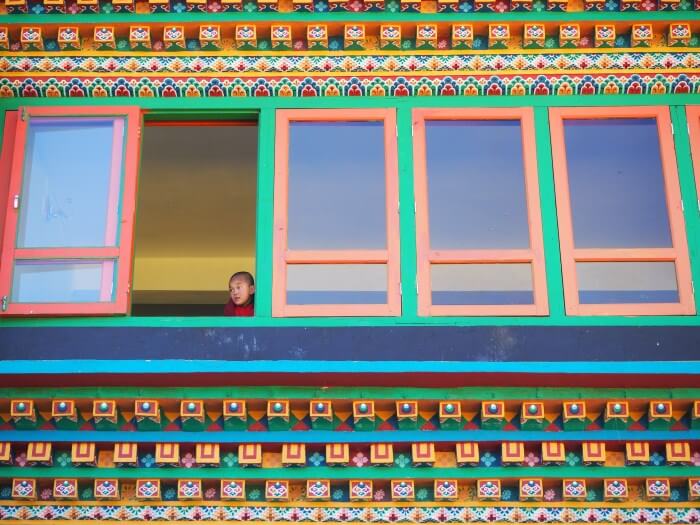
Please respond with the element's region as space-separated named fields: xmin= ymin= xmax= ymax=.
xmin=549 ymin=106 xmax=695 ymax=317
xmin=0 ymin=106 xmax=141 ymax=316
xmin=272 ymin=108 xmax=400 ymax=318
xmin=572 ymin=248 xmax=678 ymax=262
xmin=104 ymin=118 xmax=125 ymax=248
xmin=101 ymin=118 xmax=125 ymax=302
xmin=0 ymin=108 xmax=30 ymax=314
xmin=686 ymin=106 xmax=700 ymax=219
xmin=285 ymin=250 xmax=389 ymax=264
xmin=428 ymin=249 xmax=535 ymax=263
xmin=412 ymin=107 xmax=548 ymax=317
xmin=13 ymin=248 xmax=121 ymax=259
xmin=272 ymin=109 xmax=290 ymax=318
xmin=254 ymin=107 xmax=275 ymax=319
xmin=0 ymin=111 xmax=18 ymax=265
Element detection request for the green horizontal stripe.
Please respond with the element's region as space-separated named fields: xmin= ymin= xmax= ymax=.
xmin=1 ymin=465 xmax=697 ymax=480
xmin=2 ymin=10 xmax=696 ymax=24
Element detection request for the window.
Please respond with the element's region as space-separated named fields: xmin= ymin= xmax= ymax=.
xmin=686 ymin=106 xmax=700 ymax=201
xmin=131 ymin=121 xmax=257 ymax=317
xmin=413 ymin=108 xmax=548 ymax=316
xmin=273 ymin=109 xmax=400 ymax=317
xmin=0 ymin=107 xmax=140 ymax=315
xmin=550 ymin=106 xmax=694 ymax=315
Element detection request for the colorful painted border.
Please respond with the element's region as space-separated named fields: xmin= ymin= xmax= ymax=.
xmin=0 ymin=501 xmax=699 ymax=522
xmin=0 ymin=72 xmax=696 ymax=97
xmin=1 ymin=51 xmax=697 ymax=76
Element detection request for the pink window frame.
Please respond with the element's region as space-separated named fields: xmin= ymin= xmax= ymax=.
xmin=0 ymin=106 xmax=141 ymax=316
xmin=686 ymin=106 xmax=700 ymax=206
xmin=273 ymin=109 xmax=401 ymax=317
xmin=550 ymin=106 xmax=694 ymax=316
xmin=413 ymin=108 xmax=548 ymax=317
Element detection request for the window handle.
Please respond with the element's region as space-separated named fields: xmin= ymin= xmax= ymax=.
xmin=1 ymin=296 xmax=7 ymax=312
xmin=13 ymin=194 xmax=19 ymax=209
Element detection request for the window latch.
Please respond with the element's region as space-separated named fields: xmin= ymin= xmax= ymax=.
xmin=1 ymin=296 xmax=7 ymax=312
xmin=13 ymin=194 xmax=19 ymax=209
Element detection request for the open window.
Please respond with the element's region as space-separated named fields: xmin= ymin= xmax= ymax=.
xmin=550 ymin=106 xmax=694 ymax=316
xmin=0 ymin=107 xmax=140 ymax=316
xmin=413 ymin=108 xmax=548 ymax=316
xmin=130 ymin=121 xmax=257 ymax=317
xmin=273 ymin=109 xmax=400 ymax=317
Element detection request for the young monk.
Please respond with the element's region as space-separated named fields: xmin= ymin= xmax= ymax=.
xmin=224 ymin=271 xmax=255 ymax=317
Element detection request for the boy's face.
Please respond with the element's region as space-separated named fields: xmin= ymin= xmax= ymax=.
xmin=229 ymin=277 xmax=254 ymax=306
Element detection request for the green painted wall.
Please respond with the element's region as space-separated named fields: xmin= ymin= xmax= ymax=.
xmin=1 ymin=94 xmax=699 ymax=327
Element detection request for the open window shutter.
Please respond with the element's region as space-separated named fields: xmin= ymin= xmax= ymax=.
xmin=0 ymin=106 xmax=141 ymax=316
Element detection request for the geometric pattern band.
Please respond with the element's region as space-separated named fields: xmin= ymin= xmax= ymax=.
xmin=1 ymin=72 xmax=698 ymax=97
xmin=1 ymin=52 xmax=698 ymax=75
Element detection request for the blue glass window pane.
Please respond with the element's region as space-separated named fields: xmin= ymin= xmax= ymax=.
xmin=287 ymin=122 xmax=387 ymax=250
xmin=17 ymin=118 xmax=123 ymax=248
xmin=287 ymin=264 xmax=387 ymax=305
xmin=11 ymin=260 xmax=115 ymax=303
xmin=431 ymin=263 xmax=534 ymax=305
xmin=563 ymin=118 xmax=672 ymax=249
xmin=425 ymin=120 xmax=530 ymax=250
xmin=577 ymin=262 xmax=679 ymax=304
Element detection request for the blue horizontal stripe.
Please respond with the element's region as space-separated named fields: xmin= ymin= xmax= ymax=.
xmin=1 ymin=360 xmax=699 ymax=375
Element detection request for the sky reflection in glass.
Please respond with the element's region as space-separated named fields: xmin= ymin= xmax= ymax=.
xmin=12 ymin=260 xmax=114 ymax=303
xmin=564 ymin=118 xmax=672 ymax=249
xmin=17 ymin=119 xmax=121 ymax=248
xmin=287 ymin=122 xmax=386 ymax=250
xmin=426 ymin=120 xmax=530 ymax=250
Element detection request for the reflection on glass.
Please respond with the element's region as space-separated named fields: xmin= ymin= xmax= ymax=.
xmin=426 ymin=120 xmax=530 ymax=250
xmin=17 ymin=118 xmax=124 ymax=248
xmin=431 ymin=263 xmax=534 ymax=305
xmin=11 ymin=260 xmax=115 ymax=303
xmin=576 ymin=261 xmax=679 ymax=304
xmin=287 ymin=264 xmax=387 ymax=305
xmin=287 ymin=122 xmax=387 ymax=250
xmin=564 ymin=118 xmax=672 ymax=249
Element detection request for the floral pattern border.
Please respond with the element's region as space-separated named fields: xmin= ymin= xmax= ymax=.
xmin=1 ymin=51 xmax=698 ymax=75
xmin=0 ymin=72 xmax=697 ymax=97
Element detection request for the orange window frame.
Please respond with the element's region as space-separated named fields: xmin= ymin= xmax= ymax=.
xmin=687 ymin=106 xmax=700 ymax=205
xmin=273 ymin=109 xmax=400 ymax=317
xmin=413 ymin=108 xmax=548 ymax=317
xmin=0 ymin=106 xmax=141 ymax=316
xmin=0 ymin=111 xmax=19 ymax=261
xmin=550 ymin=106 xmax=694 ymax=316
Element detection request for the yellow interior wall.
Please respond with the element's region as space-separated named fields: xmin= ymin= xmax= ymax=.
xmin=132 ymin=123 xmax=257 ymax=303
xmin=133 ymin=256 xmax=255 ymax=291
